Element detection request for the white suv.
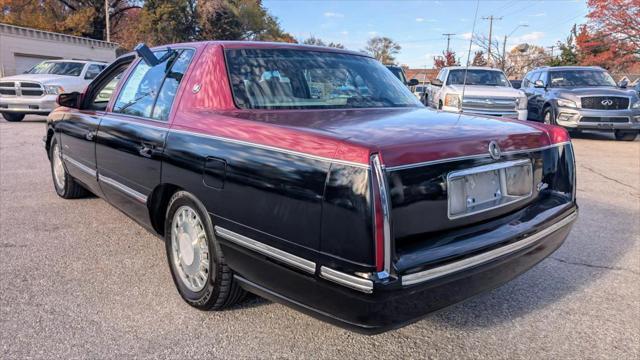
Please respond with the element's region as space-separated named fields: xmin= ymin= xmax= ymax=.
xmin=0 ymin=60 xmax=107 ymax=122
xmin=426 ymin=66 xmax=528 ymax=120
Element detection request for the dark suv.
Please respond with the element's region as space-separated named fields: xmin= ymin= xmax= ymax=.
xmin=522 ymin=66 xmax=640 ymax=141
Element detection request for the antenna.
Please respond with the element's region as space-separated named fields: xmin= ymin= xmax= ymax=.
xmin=461 ymin=0 xmax=481 ymax=114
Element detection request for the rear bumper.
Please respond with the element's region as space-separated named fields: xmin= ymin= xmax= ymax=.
xmin=556 ymin=107 xmax=640 ymax=130
xmin=221 ymin=206 xmax=577 ymax=334
xmin=0 ymin=95 xmax=57 ymax=114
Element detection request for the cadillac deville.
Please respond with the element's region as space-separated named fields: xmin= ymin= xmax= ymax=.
xmin=45 ymin=42 xmax=578 ymax=334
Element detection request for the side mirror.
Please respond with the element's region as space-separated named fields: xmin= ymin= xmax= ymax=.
xmin=57 ymin=92 xmax=82 ymax=109
xmin=534 ymin=80 xmax=545 ymax=88
xmin=431 ymin=78 xmax=443 ymax=87
xmin=408 ymin=78 xmax=420 ymax=86
xmin=618 ymin=80 xmax=628 ymax=89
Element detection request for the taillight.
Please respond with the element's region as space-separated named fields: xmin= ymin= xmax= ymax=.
xmin=547 ymin=125 xmax=571 ymax=144
xmin=371 ymin=154 xmax=390 ymax=276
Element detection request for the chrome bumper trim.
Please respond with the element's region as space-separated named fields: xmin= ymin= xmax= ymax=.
xmin=320 ymin=266 xmax=374 ymax=294
xmin=402 ymin=210 xmax=578 ymax=286
xmin=99 ymin=174 xmax=147 ymax=203
xmin=214 ymin=226 xmax=316 ymax=274
xmin=62 ymin=154 xmax=97 ymax=178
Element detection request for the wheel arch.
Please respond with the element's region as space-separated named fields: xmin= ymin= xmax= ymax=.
xmin=147 ymin=183 xmax=183 ymax=236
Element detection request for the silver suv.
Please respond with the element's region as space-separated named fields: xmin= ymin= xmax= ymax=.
xmin=522 ymin=66 xmax=640 ymax=141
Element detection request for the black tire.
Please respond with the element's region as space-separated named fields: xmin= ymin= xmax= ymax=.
xmin=49 ymin=138 xmax=89 ymax=199
xmin=2 ymin=113 xmax=25 ymax=122
xmin=164 ymin=191 xmax=245 ymax=310
xmin=438 ymin=100 xmax=443 ymax=110
xmin=542 ymin=107 xmax=556 ymax=125
xmin=614 ymin=130 xmax=639 ymax=141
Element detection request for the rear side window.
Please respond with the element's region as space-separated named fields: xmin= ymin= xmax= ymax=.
xmin=112 ymin=49 xmax=194 ymax=120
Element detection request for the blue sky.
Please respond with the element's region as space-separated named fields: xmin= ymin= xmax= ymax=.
xmin=263 ymin=0 xmax=589 ymax=68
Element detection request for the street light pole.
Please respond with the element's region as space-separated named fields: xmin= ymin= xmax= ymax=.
xmin=502 ymin=24 xmax=528 ymax=70
xmin=105 ymin=0 xmax=110 ymax=42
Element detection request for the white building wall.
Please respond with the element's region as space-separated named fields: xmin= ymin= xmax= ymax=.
xmin=0 ymin=23 xmax=118 ymax=76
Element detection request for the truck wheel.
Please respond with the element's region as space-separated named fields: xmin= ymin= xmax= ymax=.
xmin=49 ymin=138 xmax=89 ymax=199
xmin=165 ymin=191 xmax=245 ymax=310
xmin=2 ymin=113 xmax=25 ymax=122
xmin=542 ymin=107 xmax=556 ymax=125
xmin=614 ymin=130 xmax=639 ymax=141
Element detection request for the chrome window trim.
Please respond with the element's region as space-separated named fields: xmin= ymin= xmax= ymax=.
xmin=320 ymin=266 xmax=374 ymax=294
xmin=62 ymin=154 xmax=97 ymax=177
xmin=446 ymin=159 xmax=533 ymax=220
xmin=214 ymin=226 xmax=316 ymax=274
xmin=371 ymin=154 xmax=391 ymax=277
xmin=99 ymin=174 xmax=148 ymax=203
xmin=402 ymin=210 xmax=578 ymax=286
xmin=171 ymin=128 xmax=370 ymax=169
xmin=386 ymin=141 xmax=571 ymax=171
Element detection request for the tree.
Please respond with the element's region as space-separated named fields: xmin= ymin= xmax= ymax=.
xmin=471 ymin=51 xmax=488 ymax=66
xmin=363 ymin=36 xmax=401 ymax=64
xmin=586 ymin=0 xmax=640 ymax=54
xmin=197 ymin=0 xmax=296 ymax=43
xmin=548 ymin=27 xmax=580 ymax=67
xmin=575 ymin=25 xmax=637 ymax=72
xmin=0 ymin=0 xmax=141 ymax=41
xmin=138 ymin=0 xmax=196 ymax=45
xmin=505 ymin=44 xmax=547 ymax=78
xmin=433 ymin=50 xmax=459 ymax=70
xmin=302 ymin=35 xmax=344 ymax=49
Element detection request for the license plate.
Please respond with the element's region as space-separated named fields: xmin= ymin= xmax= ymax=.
xmin=448 ymin=160 xmax=532 ymax=219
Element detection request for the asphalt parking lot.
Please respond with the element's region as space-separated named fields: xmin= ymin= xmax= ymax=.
xmin=1 ymin=116 xmax=638 ymax=359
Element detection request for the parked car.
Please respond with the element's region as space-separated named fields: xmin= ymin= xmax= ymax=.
xmin=510 ymin=79 xmax=522 ymax=89
xmin=426 ymin=66 xmax=528 ymax=120
xmin=386 ymin=65 xmax=419 ymax=87
xmin=410 ymin=84 xmax=428 ymax=100
xmin=634 ymin=82 xmax=640 ymax=96
xmin=522 ymin=66 xmax=640 ymax=141
xmin=0 ymin=60 xmax=107 ymax=122
xmin=45 ymin=42 xmax=577 ymax=334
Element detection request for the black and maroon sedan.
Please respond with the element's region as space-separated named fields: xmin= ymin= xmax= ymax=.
xmin=45 ymin=41 xmax=577 ymax=333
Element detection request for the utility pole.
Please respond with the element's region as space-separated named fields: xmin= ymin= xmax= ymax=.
xmin=482 ymin=15 xmax=502 ymax=66
xmin=105 ymin=0 xmax=110 ymax=42
xmin=442 ymin=33 xmax=456 ymax=53
xmin=547 ymin=45 xmax=556 ymax=58
xmin=502 ymin=24 xmax=528 ymax=70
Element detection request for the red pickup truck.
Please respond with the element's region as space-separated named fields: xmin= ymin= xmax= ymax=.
xmin=45 ymin=41 xmax=577 ymax=333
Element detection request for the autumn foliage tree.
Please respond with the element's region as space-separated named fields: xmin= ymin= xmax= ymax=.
xmin=364 ymin=36 xmax=401 ymax=64
xmin=471 ymin=51 xmax=488 ymax=66
xmin=433 ymin=50 xmax=459 ymax=70
xmin=586 ymin=0 xmax=639 ymax=54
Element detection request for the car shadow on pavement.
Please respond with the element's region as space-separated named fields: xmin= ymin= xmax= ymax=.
xmin=423 ymin=197 xmax=637 ymax=329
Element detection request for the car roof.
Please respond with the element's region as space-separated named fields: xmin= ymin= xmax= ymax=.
xmin=531 ymin=66 xmax=605 ymax=72
xmin=151 ymin=40 xmax=372 ymax=58
xmin=42 ymin=60 xmax=106 ymax=64
xmin=445 ymin=66 xmax=504 ymax=71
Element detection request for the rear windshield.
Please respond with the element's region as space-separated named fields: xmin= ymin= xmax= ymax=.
xmin=447 ymin=69 xmax=510 ymax=86
xmin=27 ymin=62 xmax=85 ymax=76
xmin=225 ymin=49 xmax=420 ymax=110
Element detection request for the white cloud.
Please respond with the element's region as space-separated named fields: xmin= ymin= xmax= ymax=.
xmin=324 ymin=12 xmax=344 ymax=18
xmin=530 ymin=12 xmax=546 ymax=17
xmin=516 ymin=31 xmax=545 ymax=42
xmin=368 ymin=31 xmax=378 ymax=36
xmin=416 ymin=17 xmax=436 ymax=23
xmin=416 ymin=17 xmax=425 ymax=22
xmin=460 ymin=18 xmax=469 ymax=22
xmin=340 ymin=30 xmax=349 ymax=35
xmin=460 ymin=32 xmax=474 ymax=40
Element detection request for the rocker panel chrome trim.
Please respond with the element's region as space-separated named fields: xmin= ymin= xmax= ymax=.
xmin=320 ymin=266 xmax=374 ymax=294
xmin=62 ymin=154 xmax=97 ymax=177
xmin=98 ymin=174 xmax=148 ymax=203
xmin=214 ymin=226 xmax=316 ymax=274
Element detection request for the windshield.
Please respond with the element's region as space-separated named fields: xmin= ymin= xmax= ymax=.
xmin=446 ymin=69 xmax=510 ymax=86
xmin=27 ymin=62 xmax=84 ymax=76
xmin=549 ymin=70 xmax=616 ymax=87
xmin=386 ymin=67 xmax=407 ymax=84
xmin=225 ymin=49 xmax=420 ymax=109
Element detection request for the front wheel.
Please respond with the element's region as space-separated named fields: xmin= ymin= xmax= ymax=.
xmin=542 ymin=107 xmax=556 ymax=125
xmin=49 ymin=138 xmax=89 ymax=199
xmin=2 ymin=113 xmax=25 ymax=122
xmin=165 ymin=191 xmax=245 ymax=310
xmin=614 ymin=130 xmax=639 ymax=141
